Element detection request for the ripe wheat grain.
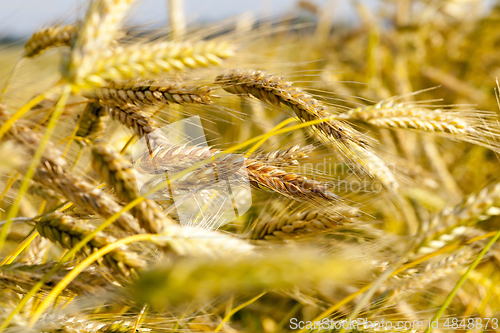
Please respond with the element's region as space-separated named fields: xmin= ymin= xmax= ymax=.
xmin=85 ymin=79 xmax=212 ymax=106
xmin=91 ymin=143 xmax=175 ymax=234
xmin=250 ymin=205 xmax=360 ymax=240
xmin=24 ymin=24 xmax=77 ymax=58
xmin=87 ymin=40 xmax=234 ymax=85
xmin=36 ymin=212 xmax=146 ymax=278
xmin=0 ymin=110 xmax=141 ymax=233
xmin=216 ymin=69 xmax=398 ymax=189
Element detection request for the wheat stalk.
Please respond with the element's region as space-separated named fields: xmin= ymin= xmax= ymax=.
xmin=4 ymin=0 xmax=500 ymax=329
xmin=133 ymin=143 xmax=338 ymax=201
xmin=0 ymin=263 xmax=109 ymax=295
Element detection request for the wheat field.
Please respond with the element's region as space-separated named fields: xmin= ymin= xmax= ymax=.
xmin=0 ymin=0 xmax=499 ymax=332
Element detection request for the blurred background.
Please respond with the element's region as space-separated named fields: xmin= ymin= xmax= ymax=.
xmin=1 ymin=0 xmax=373 ymax=38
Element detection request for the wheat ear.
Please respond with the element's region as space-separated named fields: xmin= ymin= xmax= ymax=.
xmin=25 ymin=180 xmax=63 ymax=208
xmin=90 ymin=144 xmax=254 ymax=256
xmin=85 ymin=79 xmax=212 ymax=106
xmin=91 ymin=143 xmax=176 ymax=234
xmin=24 ymin=24 xmax=77 ymax=58
xmin=40 ymin=316 xmax=145 ymax=333
xmin=75 ymin=102 xmax=108 ymax=144
xmin=21 ymin=235 xmax=51 ymax=265
xmin=101 ymin=102 xmax=158 ymax=137
xmin=251 ymin=144 xmax=315 ymax=166
xmin=131 ymin=249 xmax=361 ymax=308
xmin=388 ymin=247 xmax=475 ymax=296
xmin=33 ymin=162 xmax=142 ymax=233
xmin=0 ymin=263 xmax=109 ymax=295
xmin=133 ymin=143 xmax=338 ymax=201
xmin=251 ymin=205 xmax=360 ymax=240
xmin=63 ymin=0 xmax=134 ymax=86
xmin=340 ymin=99 xmax=500 ymax=151
xmin=245 ymin=159 xmax=338 ymax=200
xmin=341 ymin=101 xmax=471 ymax=134
xmin=216 ymin=69 xmax=365 ymax=146
xmin=150 ymin=226 xmax=254 ymax=258
xmin=416 ymin=182 xmax=500 ymax=254
xmin=87 ymin=40 xmax=234 ymax=84
xmin=0 ymin=111 xmax=141 ymax=233
xmin=36 ymin=212 xmax=146 ymax=278
xmin=216 ymin=69 xmax=398 ymax=189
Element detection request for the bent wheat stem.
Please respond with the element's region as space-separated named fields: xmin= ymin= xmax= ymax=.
xmin=245 ymin=117 xmax=297 ymax=156
xmin=214 ymin=292 xmax=267 ymax=332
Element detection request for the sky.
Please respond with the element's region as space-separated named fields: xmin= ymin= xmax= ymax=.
xmin=0 ymin=0 xmax=362 ymax=38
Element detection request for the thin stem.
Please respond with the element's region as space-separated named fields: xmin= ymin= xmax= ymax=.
xmin=245 ymin=117 xmax=297 ymax=156
xmin=214 ymin=292 xmax=267 ymax=332
xmin=423 ymin=229 xmax=500 ymax=333
xmin=0 ymin=84 xmax=71 ymax=253
xmin=0 ymin=56 xmax=23 ymax=102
